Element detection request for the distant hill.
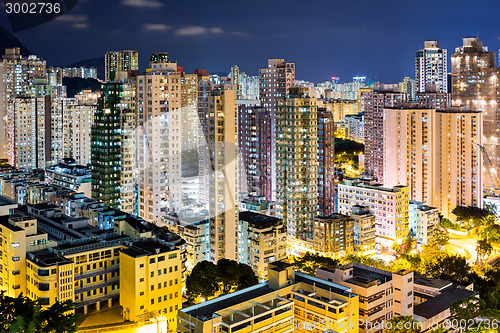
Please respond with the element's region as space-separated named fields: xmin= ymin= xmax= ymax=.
xmin=0 ymin=26 xmax=31 ymax=57
xmin=62 ymin=77 xmax=101 ymax=98
xmin=67 ymin=57 xmax=105 ymax=80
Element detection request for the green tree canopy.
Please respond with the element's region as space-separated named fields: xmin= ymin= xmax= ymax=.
xmin=423 ymin=254 xmax=470 ymax=282
xmin=0 ymin=292 xmax=77 ymax=333
xmin=294 ymin=252 xmax=340 ymax=276
xmin=185 ymin=260 xmax=258 ymax=303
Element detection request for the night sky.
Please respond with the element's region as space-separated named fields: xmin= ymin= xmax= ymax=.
xmin=1 ymin=0 xmax=499 ymax=83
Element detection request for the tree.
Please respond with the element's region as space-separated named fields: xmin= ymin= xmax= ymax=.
xmin=237 ymin=263 xmax=259 ymax=289
xmin=344 ymin=254 xmax=389 ymax=270
xmin=185 ymin=261 xmax=221 ymax=302
xmin=452 ymin=206 xmax=492 ymax=228
xmin=476 ymin=239 xmax=493 ymax=264
xmin=450 ymin=296 xmax=483 ymax=321
xmin=0 ymin=292 xmax=77 ymax=333
xmin=217 ymin=259 xmax=241 ymax=294
xmin=425 ymin=227 xmax=449 ymax=254
xmin=294 ymin=253 xmax=339 ymax=276
xmin=185 ymin=260 xmax=259 ymax=303
xmin=423 ymin=254 xmax=470 ymax=282
xmin=384 ymin=316 xmax=421 ymax=333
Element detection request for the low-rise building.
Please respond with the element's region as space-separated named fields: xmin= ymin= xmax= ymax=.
xmin=312 ymin=214 xmax=354 ymax=258
xmin=351 ymin=206 xmax=376 ymax=256
xmin=317 ymin=263 xmax=413 ymax=333
xmin=45 ymin=159 xmax=91 ymax=198
xmin=120 ymin=238 xmax=183 ymax=329
xmin=239 ymin=212 xmax=287 ymax=280
xmin=337 ymin=179 xmax=409 ymax=251
xmin=177 ymin=220 xmax=209 ymax=271
xmin=409 ymin=201 xmax=439 ymax=248
xmin=177 ymin=261 xmax=360 ymax=333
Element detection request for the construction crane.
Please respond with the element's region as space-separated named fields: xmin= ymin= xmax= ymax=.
xmin=478 ymin=144 xmax=500 ymax=195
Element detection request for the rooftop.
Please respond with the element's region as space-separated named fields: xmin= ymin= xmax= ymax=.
xmin=414 ymin=275 xmax=452 ymax=291
xmin=414 ymin=288 xmax=476 ymax=319
xmin=182 ymin=283 xmax=275 ymax=321
xmin=120 ymin=238 xmax=176 ymax=258
xmin=0 ymin=195 xmax=17 ymax=207
xmin=339 ymin=263 xmax=392 ymax=287
xmin=295 ymin=272 xmax=354 ymax=297
xmin=28 ymin=249 xmax=73 ymax=267
xmin=0 ymin=215 xmax=24 ymax=232
xmin=239 ymin=211 xmax=282 ymax=229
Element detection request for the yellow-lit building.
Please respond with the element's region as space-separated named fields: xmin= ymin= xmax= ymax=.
xmin=0 ymin=210 xmax=56 ymax=298
xmin=238 ymin=211 xmax=287 ymax=281
xmin=177 ymin=261 xmax=359 ymax=333
xmin=0 ymin=197 xmax=184 ymax=326
xmin=312 ymin=214 xmax=354 ymax=259
xmin=120 ymin=239 xmax=183 ymax=330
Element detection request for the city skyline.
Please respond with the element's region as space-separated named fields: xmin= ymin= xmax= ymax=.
xmin=1 ymin=0 xmax=499 ymax=82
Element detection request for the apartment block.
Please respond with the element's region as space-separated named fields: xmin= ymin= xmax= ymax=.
xmin=383 ymin=106 xmax=436 ymax=204
xmin=415 ymin=40 xmax=448 ymax=93
xmin=276 ymin=88 xmax=318 ymax=240
xmin=337 ymin=179 xmax=409 ymax=249
xmin=409 ymin=201 xmax=438 ymax=248
xmin=351 ymin=206 xmax=376 ymax=257
xmin=238 ymin=104 xmax=272 ymax=201
xmin=259 ymin=58 xmax=295 ymax=200
xmin=0 ymin=48 xmax=46 ymax=160
xmin=238 ymin=211 xmax=286 ymax=280
xmin=312 ymin=214 xmax=354 ymax=258
xmin=317 ymin=264 xmax=413 ymax=333
xmin=177 ymin=220 xmax=209 ymax=271
xmin=120 ymin=239 xmax=183 ymax=328
xmin=203 ymin=89 xmax=239 ymax=262
xmin=317 ymin=108 xmax=335 ymax=217
xmin=136 ymin=57 xmax=182 ymax=223
xmin=435 ymin=108 xmax=483 ymax=218
xmin=345 ymin=112 xmax=364 ymax=143
xmin=178 ymin=261 xmax=359 ymax=333
xmin=64 ymin=90 xmax=99 ymax=166
xmin=104 ymin=50 xmax=138 ymax=82
xmin=362 ymin=89 xmax=406 ymax=183
xmin=451 ymin=37 xmax=500 ymax=193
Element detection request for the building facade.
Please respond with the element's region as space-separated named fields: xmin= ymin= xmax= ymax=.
xmin=415 ymin=40 xmax=448 ymax=93
xmin=276 ymin=88 xmax=317 ymax=240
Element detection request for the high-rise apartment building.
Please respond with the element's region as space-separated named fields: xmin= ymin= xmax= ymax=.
xmin=382 ymin=105 xmax=483 ymax=219
xmin=238 ymin=104 xmax=272 ymax=200
xmin=0 ymin=48 xmax=46 ymax=161
xmin=362 ymin=89 xmax=406 ymax=183
xmin=276 ymin=88 xmax=317 ymax=240
xmin=12 ymin=96 xmax=50 ymax=170
xmin=317 ymin=108 xmax=335 ymax=216
xmin=383 ymin=106 xmax=436 ymax=203
xmin=91 ymin=81 xmax=136 ymax=214
xmin=64 ymin=90 xmax=99 ymax=165
xmin=180 ymin=72 xmax=199 ymax=153
xmin=136 ymin=55 xmax=182 ymax=224
xmin=434 ymin=107 xmax=483 ymax=217
xmin=451 ymin=37 xmax=500 ymax=192
xmin=104 ymin=50 xmax=138 ymax=82
xmin=415 ymin=40 xmax=448 ymax=93
xmin=399 ymin=77 xmax=417 ymax=101
xmin=203 ymin=89 xmax=239 ymax=262
xmin=259 ymin=58 xmax=295 ymax=200
xmin=338 ymin=179 xmax=409 ymax=248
